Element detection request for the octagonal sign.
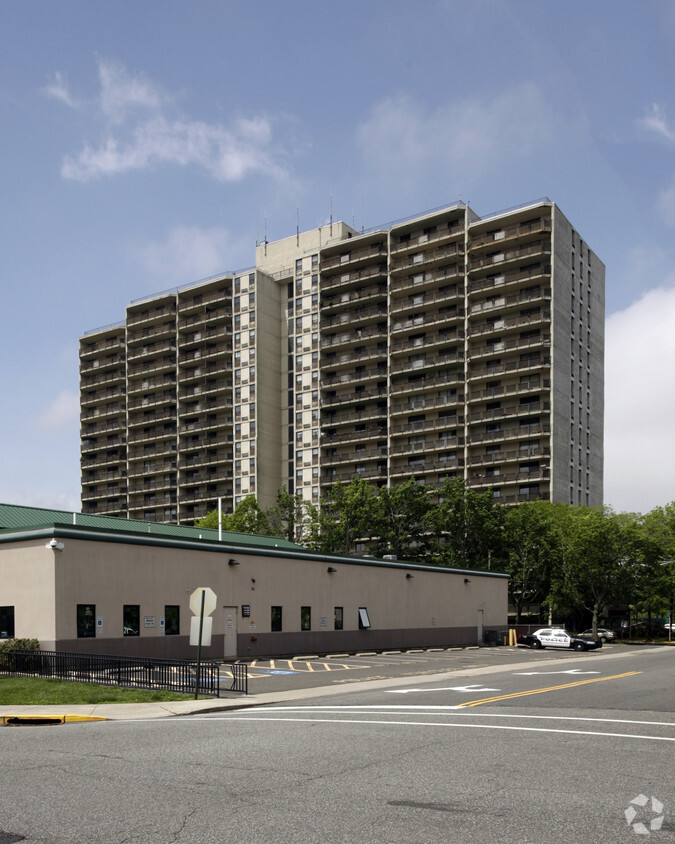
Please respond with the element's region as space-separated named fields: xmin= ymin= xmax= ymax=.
xmin=190 ymin=586 xmax=217 ymax=617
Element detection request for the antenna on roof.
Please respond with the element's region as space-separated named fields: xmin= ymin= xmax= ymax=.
xmin=297 ymin=206 xmax=300 ymax=246
xmin=264 ymin=217 xmax=268 ymax=256
xmin=361 ymin=195 xmax=364 ymax=233
xmin=330 ymin=194 xmax=333 ymax=237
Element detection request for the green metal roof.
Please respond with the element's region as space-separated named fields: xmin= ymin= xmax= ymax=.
xmin=0 ymin=503 xmax=301 ymax=550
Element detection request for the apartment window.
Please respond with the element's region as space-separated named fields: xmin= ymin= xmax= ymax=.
xmin=271 ymin=606 xmax=282 ymax=632
xmin=301 ymin=606 xmax=311 ymax=631
xmin=0 ymin=606 xmax=15 ymax=639
xmin=334 ymin=606 xmax=343 ymax=630
xmin=123 ymin=605 xmax=140 ymax=636
xmin=77 ymin=604 xmax=96 ymax=638
xmin=164 ymin=605 xmax=179 ymax=635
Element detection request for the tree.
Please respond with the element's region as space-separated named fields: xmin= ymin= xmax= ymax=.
xmin=502 ymin=500 xmax=563 ymax=623
xmin=560 ymin=507 xmax=640 ymax=634
xmin=423 ymin=478 xmax=504 ymax=569
xmin=633 ymin=502 xmax=675 ymax=635
xmin=306 ymin=478 xmax=378 ymax=555
xmin=266 ymin=486 xmax=309 ymax=543
xmin=195 ymin=494 xmax=269 ymax=536
xmin=373 ymin=478 xmax=431 ymax=562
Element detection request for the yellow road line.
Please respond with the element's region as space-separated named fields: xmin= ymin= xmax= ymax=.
xmin=456 ymin=672 xmax=642 ymax=708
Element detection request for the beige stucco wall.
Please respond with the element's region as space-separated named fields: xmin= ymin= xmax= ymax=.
xmin=2 ymin=531 xmax=508 ymax=658
xmin=0 ymin=541 xmax=57 ymax=641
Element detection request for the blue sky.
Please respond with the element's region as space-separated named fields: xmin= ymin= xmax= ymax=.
xmin=1 ymin=0 xmax=674 ymax=515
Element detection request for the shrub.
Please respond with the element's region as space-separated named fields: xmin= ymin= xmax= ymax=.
xmin=0 ymin=638 xmax=40 ymax=653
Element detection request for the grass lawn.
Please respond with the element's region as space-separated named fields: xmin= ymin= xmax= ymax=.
xmin=0 ymin=676 xmax=208 ymax=705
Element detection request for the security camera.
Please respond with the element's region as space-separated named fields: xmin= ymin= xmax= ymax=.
xmin=45 ymin=539 xmax=64 ymax=551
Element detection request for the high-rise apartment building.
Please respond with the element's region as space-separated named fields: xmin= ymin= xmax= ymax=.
xmin=80 ymin=199 xmax=604 ymax=524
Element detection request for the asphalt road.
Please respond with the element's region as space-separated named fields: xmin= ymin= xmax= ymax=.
xmin=0 ymin=646 xmax=673 ymax=843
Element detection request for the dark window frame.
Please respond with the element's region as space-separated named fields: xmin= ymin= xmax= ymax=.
xmin=271 ymin=606 xmax=282 ymax=632
xmin=0 ymin=606 xmax=15 ymax=639
xmin=77 ymin=604 xmax=96 ymax=638
xmin=123 ymin=604 xmax=140 ymax=637
xmin=164 ymin=605 xmax=180 ymax=636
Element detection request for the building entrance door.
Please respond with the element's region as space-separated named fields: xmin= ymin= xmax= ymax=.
xmin=224 ymin=606 xmax=237 ymax=658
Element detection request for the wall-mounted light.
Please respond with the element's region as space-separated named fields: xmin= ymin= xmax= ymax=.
xmin=327 ymin=566 xmax=337 ymax=573
xmin=46 ymin=539 xmax=64 ymax=551
xmin=406 ymin=573 xmax=414 ymax=579
xmin=228 ymin=558 xmax=240 ymax=566
xmin=464 ymin=578 xmax=471 ymax=584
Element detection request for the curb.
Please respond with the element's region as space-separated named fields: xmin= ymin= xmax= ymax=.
xmin=2 ymin=714 xmax=107 ymax=726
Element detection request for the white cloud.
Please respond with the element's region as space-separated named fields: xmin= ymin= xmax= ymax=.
xmin=57 ymin=59 xmax=287 ymax=183
xmin=356 ymin=83 xmax=557 ymax=190
xmin=42 ymin=71 xmax=79 ymax=108
xmin=34 ymin=391 xmax=80 ymax=433
xmin=133 ymin=225 xmax=244 ymax=287
xmin=97 ymin=59 xmax=165 ymax=124
xmin=636 ymin=102 xmax=675 ymax=144
xmin=604 ymin=283 xmax=675 ymax=513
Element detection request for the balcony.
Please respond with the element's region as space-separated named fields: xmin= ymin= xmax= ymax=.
xmin=79 ymin=337 xmax=125 ymax=360
xmin=322 ymin=405 xmax=386 ymax=429
xmin=468 ymin=286 xmax=551 ymax=315
xmin=468 ymin=216 xmax=551 ymax=252
xmin=389 ymin=348 xmax=463 ymax=375
xmin=466 ymin=445 xmax=549 ymax=467
xmin=467 ymin=421 xmax=550 ymax=445
xmin=322 ymin=364 xmax=387 ymax=387
xmin=468 ymin=333 xmax=550 ymax=362
xmin=467 ymin=379 xmax=549 ymax=403
xmin=390 ymin=369 xmax=463 ymax=394
xmin=127 ymin=302 xmax=177 ymax=329
xmin=321 ymin=240 xmax=387 ymax=274
xmin=321 ymin=425 xmax=386 ymax=445
xmin=322 ymin=384 xmax=387 ymax=407
xmin=80 ymin=355 xmax=124 ymax=374
xmin=390 ymin=242 xmax=464 ymax=275
xmin=390 ymin=330 xmax=463 ymax=359
xmin=390 ymin=219 xmax=464 ymax=256
xmin=468 ymin=267 xmax=552 ymax=299
xmin=390 ymin=393 xmax=463 ymax=416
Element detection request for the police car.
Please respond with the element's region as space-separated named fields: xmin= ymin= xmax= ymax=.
xmin=517 ymin=628 xmax=602 ymax=651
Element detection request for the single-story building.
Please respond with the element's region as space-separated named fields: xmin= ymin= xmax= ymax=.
xmin=0 ymin=503 xmax=508 ymax=659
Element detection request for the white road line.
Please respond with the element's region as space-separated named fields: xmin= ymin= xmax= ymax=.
xmin=228 ymin=705 xmax=675 ymax=728
xmin=185 ymin=715 xmax=675 ymax=742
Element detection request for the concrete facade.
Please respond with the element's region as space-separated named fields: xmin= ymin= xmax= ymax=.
xmin=79 ymin=199 xmax=604 ymax=524
xmin=0 ymin=508 xmax=508 ymax=659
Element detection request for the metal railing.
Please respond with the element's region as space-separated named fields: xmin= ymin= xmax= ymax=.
xmin=0 ymin=650 xmax=248 ymax=696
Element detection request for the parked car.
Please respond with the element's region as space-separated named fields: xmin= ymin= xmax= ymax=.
xmin=517 ymin=628 xmax=602 ymax=651
xmin=579 ymin=627 xmax=616 ymax=643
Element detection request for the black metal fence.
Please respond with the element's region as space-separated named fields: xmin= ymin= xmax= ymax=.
xmin=0 ymin=650 xmax=248 ymax=696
